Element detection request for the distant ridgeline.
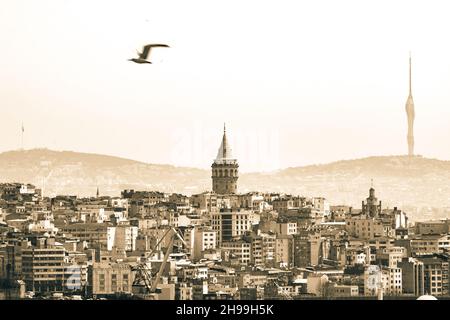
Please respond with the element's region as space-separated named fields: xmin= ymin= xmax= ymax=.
xmin=0 ymin=150 xmax=449 ymax=213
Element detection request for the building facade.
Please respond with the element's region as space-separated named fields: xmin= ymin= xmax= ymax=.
xmin=89 ymin=262 xmax=133 ymax=296
xmin=21 ymin=238 xmax=66 ymax=292
xmin=211 ymin=209 xmax=251 ymax=244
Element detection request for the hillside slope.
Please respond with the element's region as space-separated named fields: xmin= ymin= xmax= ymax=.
xmin=1 ymin=150 xmax=449 ymax=210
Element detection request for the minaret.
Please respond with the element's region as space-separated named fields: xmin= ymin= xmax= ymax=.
xmin=211 ymin=124 xmax=239 ymax=194
xmin=405 ymin=53 xmax=415 ymax=156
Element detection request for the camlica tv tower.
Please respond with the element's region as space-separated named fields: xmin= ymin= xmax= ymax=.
xmin=405 ymin=53 xmax=415 ymax=156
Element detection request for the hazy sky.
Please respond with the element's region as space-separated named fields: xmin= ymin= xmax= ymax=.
xmin=1 ymin=0 xmax=449 ymax=172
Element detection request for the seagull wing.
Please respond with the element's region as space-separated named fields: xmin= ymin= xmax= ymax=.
xmin=148 ymin=44 xmax=170 ymax=48
xmin=140 ymin=45 xmax=152 ymax=59
xmin=140 ymin=44 xmax=170 ymax=59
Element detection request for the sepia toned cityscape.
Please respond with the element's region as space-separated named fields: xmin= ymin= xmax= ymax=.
xmin=1 ymin=119 xmax=449 ymax=301
xmin=1 ymin=1 xmax=450 ymax=302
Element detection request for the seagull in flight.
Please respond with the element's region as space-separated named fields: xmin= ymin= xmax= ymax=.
xmin=129 ymin=44 xmax=170 ymax=64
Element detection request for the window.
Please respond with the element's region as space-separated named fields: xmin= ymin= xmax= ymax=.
xmin=111 ymin=274 xmax=117 ymax=292
xmin=123 ymin=274 xmax=129 ymax=288
xmin=99 ymin=273 xmax=105 ymax=291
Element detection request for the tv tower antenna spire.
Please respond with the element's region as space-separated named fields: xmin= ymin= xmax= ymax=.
xmin=405 ymin=52 xmax=415 ymax=156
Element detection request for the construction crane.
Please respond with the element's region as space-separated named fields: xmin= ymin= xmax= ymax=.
xmin=132 ymin=227 xmax=187 ymax=299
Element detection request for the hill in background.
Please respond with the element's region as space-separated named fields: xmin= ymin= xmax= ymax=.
xmin=1 ymin=149 xmax=449 ymax=220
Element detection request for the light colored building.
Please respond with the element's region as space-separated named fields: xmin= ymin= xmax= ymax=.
xmin=243 ymin=232 xmax=276 ymax=267
xmin=312 ymin=197 xmax=330 ymax=217
xmin=368 ymin=237 xmax=395 ymax=251
xmin=345 ymin=217 xmax=384 ymax=239
xmin=136 ymin=218 xmax=158 ymax=230
xmin=307 ymin=273 xmax=329 ymax=296
xmin=89 ymin=262 xmax=133 ymax=295
xmin=238 ymin=193 xmax=265 ymax=211
xmin=107 ymin=225 xmax=139 ymax=251
xmin=60 ymin=223 xmax=110 ymax=249
xmin=329 ymin=284 xmax=359 ymax=297
xmin=418 ymin=254 xmax=449 ymax=296
xmin=410 ymin=235 xmax=450 ymax=255
xmin=211 ymin=209 xmax=252 ymax=244
xmin=190 ymin=192 xmax=218 ymax=212
xmin=109 ymin=198 xmax=129 ymax=212
xmin=387 ymin=267 xmax=403 ymax=295
xmin=239 ymin=272 xmax=268 ymax=287
xmin=364 ymin=265 xmax=386 ymax=296
xmin=275 ymin=235 xmax=293 ymax=267
xmin=376 ymin=246 xmax=407 ymax=268
xmin=184 ymin=227 xmax=217 ymax=261
xmin=21 ymin=238 xmax=66 ymax=293
xmin=28 ymin=219 xmax=58 ymax=236
xmin=364 ymin=265 xmax=402 ymax=296
xmin=272 ymin=198 xmax=295 ymax=213
xmin=221 ymin=240 xmax=251 ymax=265
xmin=279 ymin=222 xmax=297 ymax=235
xmin=329 ymin=205 xmax=352 ymax=221
xmin=346 ymin=248 xmax=370 ymax=266
xmin=20 ymin=184 xmax=36 ymax=195
xmin=168 ymin=211 xmax=179 ymax=228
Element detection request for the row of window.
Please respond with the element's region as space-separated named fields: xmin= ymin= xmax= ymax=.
xmin=98 ymin=274 xmax=129 ymax=280
xmin=213 ymin=169 xmax=238 ymax=177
